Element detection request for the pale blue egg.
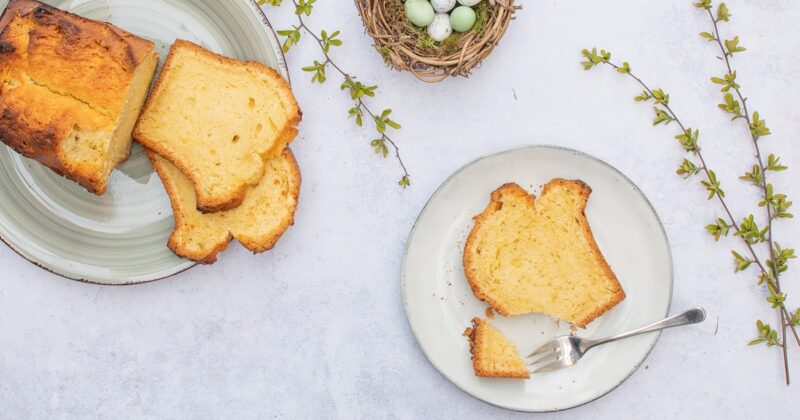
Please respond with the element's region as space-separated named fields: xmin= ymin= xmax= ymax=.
xmin=450 ymin=6 xmax=476 ymax=32
xmin=405 ymin=0 xmax=435 ymax=27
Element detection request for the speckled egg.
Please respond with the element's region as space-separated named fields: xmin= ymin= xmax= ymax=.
xmin=426 ymin=13 xmax=452 ymax=42
xmin=450 ymin=6 xmax=476 ymax=32
xmin=430 ymin=0 xmax=456 ymax=13
xmin=405 ymin=0 xmax=435 ymax=27
xmin=457 ymin=0 xmax=482 ymax=6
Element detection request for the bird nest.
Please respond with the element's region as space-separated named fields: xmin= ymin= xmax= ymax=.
xmin=355 ymin=0 xmax=519 ymax=83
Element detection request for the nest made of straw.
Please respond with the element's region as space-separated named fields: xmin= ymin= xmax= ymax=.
xmin=355 ymin=0 xmax=518 ymax=83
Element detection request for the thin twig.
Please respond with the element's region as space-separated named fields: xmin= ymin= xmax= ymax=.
xmin=292 ymin=2 xmax=410 ymax=182
xmin=706 ymin=9 xmax=791 ymax=384
xmin=603 ymin=62 xmax=800 ymax=353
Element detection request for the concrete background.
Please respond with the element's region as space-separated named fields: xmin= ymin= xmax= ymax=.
xmin=2 ymin=0 xmax=799 ymax=418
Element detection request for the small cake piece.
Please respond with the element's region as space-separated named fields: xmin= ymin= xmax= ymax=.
xmin=134 ymin=40 xmax=302 ymax=213
xmin=466 ymin=318 xmax=529 ymax=379
xmin=147 ymin=148 xmax=300 ymax=264
xmin=463 ymin=179 xmax=626 ymax=328
xmin=0 ymin=0 xmax=159 ymax=194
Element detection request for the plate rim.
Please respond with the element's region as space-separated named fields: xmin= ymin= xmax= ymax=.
xmin=400 ymin=144 xmax=674 ymax=412
xmin=0 ymin=0 xmax=290 ymax=286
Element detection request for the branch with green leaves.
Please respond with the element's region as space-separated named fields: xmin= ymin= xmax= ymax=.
xmin=694 ymin=0 xmax=796 ymax=384
xmin=580 ymin=7 xmax=800 ymax=383
xmin=258 ymin=0 xmax=411 ymax=187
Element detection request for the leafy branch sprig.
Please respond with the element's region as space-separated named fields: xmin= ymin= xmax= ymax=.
xmin=695 ymin=0 xmax=796 ymax=383
xmin=260 ymin=0 xmax=411 ymax=187
xmin=580 ymin=47 xmax=800 ymax=381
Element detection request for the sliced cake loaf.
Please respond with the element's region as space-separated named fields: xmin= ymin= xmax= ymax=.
xmin=147 ymin=148 xmax=300 ymax=264
xmin=134 ymin=40 xmax=301 ymax=213
xmin=463 ymin=179 xmax=626 ymax=328
xmin=465 ymin=318 xmax=529 ymax=379
xmin=0 ymin=0 xmax=159 ymax=194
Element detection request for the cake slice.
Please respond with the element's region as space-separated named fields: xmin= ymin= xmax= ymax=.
xmin=0 ymin=0 xmax=159 ymax=194
xmin=463 ymin=179 xmax=626 ymax=328
xmin=134 ymin=40 xmax=302 ymax=213
xmin=147 ymin=147 xmax=300 ymax=264
xmin=465 ymin=318 xmax=529 ymax=379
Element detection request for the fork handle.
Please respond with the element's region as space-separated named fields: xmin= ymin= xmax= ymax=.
xmin=587 ymin=307 xmax=706 ymax=351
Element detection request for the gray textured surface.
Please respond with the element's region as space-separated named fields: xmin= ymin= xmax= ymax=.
xmin=1 ymin=0 xmax=799 ymax=418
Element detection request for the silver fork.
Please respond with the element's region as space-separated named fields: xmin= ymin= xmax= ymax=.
xmin=526 ymin=307 xmax=706 ymax=374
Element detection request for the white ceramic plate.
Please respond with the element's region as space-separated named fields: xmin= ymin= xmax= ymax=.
xmin=0 ymin=0 xmax=287 ymax=284
xmin=401 ymin=145 xmax=673 ymax=412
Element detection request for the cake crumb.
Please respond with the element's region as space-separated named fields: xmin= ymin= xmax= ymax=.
xmin=485 ymin=307 xmax=494 ymax=319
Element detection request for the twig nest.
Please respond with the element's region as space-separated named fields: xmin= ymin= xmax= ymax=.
xmin=355 ymin=0 xmax=519 ymax=83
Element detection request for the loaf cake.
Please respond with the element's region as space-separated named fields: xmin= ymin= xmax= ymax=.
xmin=147 ymin=148 xmax=300 ymax=264
xmin=463 ymin=179 xmax=626 ymax=328
xmin=134 ymin=40 xmax=302 ymax=213
xmin=465 ymin=318 xmax=529 ymax=379
xmin=0 ymin=0 xmax=159 ymax=194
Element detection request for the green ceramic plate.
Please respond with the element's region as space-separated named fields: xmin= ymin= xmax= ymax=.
xmin=0 ymin=0 xmax=288 ymax=284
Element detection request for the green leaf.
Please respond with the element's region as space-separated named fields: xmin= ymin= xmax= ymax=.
xmin=750 ymin=320 xmax=780 ymax=347
xmin=700 ymin=31 xmax=716 ymax=42
xmin=320 ymin=30 xmax=342 ymax=53
xmin=767 ymin=243 xmax=796 ymax=275
xmin=791 ymin=308 xmax=800 ymax=327
xmin=677 ymin=158 xmax=701 ymax=178
xmin=301 ymin=60 xmax=327 ymax=83
xmin=718 ymin=92 xmax=742 ymax=119
xmin=294 ymin=0 xmax=315 ymax=16
xmin=652 ymin=107 xmax=673 ymax=125
xmin=706 ymin=218 xmax=732 ymax=241
xmin=732 ymin=250 xmax=753 ymax=272
xmin=370 ymin=138 xmax=389 ymax=157
xmin=258 ymin=0 xmax=282 ymax=5
xmin=749 ymin=111 xmax=771 ymax=139
xmin=634 ymin=90 xmax=652 ymax=102
xmin=277 ymin=27 xmax=301 ymax=52
xmin=723 ymin=36 xmax=746 ymax=56
xmin=766 ymin=154 xmax=787 ymax=172
xmin=716 ymin=2 xmax=730 ymax=22
xmin=734 ymin=214 xmax=767 ymax=244
xmin=675 ymin=128 xmax=699 ymax=153
xmin=651 ymin=88 xmax=670 ymax=105
xmin=580 ymin=48 xmax=611 ymax=70
xmin=766 ymin=284 xmax=786 ymax=309
xmin=739 ymin=164 xmax=763 ymax=186
xmin=616 ymin=62 xmax=631 ymax=74
xmin=340 ymin=77 xmax=377 ymax=100
xmin=347 ymin=105 xmax=364 ymax=127
xmin=710 ymin=71 xmax=740 ymax=92
xmin=693 ymin=0 xmax=712 ymax=10
xmin=398 ymin=175 xmax=411 ymax=188
xmin=701 ymin=170 xmax=725 ymax=199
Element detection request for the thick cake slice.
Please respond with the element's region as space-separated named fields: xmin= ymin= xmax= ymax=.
xmin=463 ymin=179 xmax=626 ymax=328
xmin=134 ymin=40 xmax=302 ymax=213
xmin=465 ymin=318 xmax=529 ymax=379
xmin=0 ymin=0 xmax=159 ymax=194
xmin=147 ymin=148 xmax=300 ymax=264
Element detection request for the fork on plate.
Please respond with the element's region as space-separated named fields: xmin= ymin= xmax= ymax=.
xmin=526 ymin=307 xmax=706 ymax=374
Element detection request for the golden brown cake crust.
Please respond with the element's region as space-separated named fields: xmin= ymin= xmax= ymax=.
xmin=0 ymin=0 xmax=156 ymax=194
xmin=463 ymin=179 xmax=626 ymax=328
xmin=147 ymin=148 xmax=302 ymax=264
xmin=134 ymin=39 xmax=302 ymax=213
xmin=466 ymin=318 xmax=530 ymax=379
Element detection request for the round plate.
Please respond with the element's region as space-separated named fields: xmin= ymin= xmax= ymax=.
xmin=0 ymin=0 xmax=287 ymax=284
xmin=401 ymin=145 xmax=673 ymax=412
